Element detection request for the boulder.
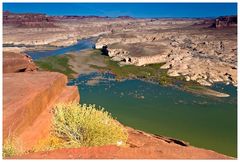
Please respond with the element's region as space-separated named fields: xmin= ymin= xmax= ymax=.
xmin=3 ymin=52 xmax=37 ymax=73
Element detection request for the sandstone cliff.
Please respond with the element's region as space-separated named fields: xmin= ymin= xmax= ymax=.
xmin=3 ymin=72 xmax=80 ymax=150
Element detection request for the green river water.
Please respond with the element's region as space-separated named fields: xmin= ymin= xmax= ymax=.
xmin=69 ymin=72 xmax=237 ymax=157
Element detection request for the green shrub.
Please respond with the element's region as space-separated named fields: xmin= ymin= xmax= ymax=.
xmin=3 ymin=137 xmax=19 ymax=158
xmin=52 ymin=102 xmax=128 ymax=148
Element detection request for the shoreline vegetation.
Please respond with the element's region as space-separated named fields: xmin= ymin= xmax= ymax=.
xmin=35 ymin=55 xmax=77 ymax=79
xmin=34 ymin=49 xmax=230 ymax=98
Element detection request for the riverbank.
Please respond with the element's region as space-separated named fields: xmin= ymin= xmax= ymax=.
xmin=95 ymin=26 xmax=237 ymax=87
xmin=34 ymin=49 xmax=231 ymax=98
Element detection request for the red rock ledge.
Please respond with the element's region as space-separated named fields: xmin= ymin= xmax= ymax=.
xmin=3 ymin=71 xmax=79 ymax=150
xmin=12 ymin=126 xmax=231 ymax=159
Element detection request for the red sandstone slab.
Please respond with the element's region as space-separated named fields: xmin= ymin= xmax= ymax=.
xmin=3 ymin=71 xmax=79 ymax=150
xmin=12 ymin=144 xmax=231 ymax=159
xmin=10 ymin=126 xmax=232 ymax=159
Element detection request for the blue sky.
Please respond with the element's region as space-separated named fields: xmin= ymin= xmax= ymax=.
xmin=3 ymin=3 xmax=237 ymax=18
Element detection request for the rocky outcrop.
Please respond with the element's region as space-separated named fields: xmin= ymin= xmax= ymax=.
xmin=95 ymin=20 xmax=237 ymax=86
xmin=3 ymin=72 xmax=80 ymax=150
xmin=3 ymin=52 xmax=37 ymax=73
xmin=11 ymin=126 xmax=231 ymax=159
xmin=214 ymin=16 xmax=237 ymax=29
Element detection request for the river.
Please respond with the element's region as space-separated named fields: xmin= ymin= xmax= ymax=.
xmin=26 ymin=38 xmax=95 ymax=60
xmin=29 ymin=39 xmax=237 ymax=157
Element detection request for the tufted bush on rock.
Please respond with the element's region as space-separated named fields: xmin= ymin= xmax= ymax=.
xmin=52 ymin=102 xmax=128 ymax=148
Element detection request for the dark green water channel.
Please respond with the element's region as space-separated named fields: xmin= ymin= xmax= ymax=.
xmin=69 ymin=72 xmax=237 ymax=157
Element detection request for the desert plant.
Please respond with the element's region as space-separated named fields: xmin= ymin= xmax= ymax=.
xmin=3 ymin=137 xmax=19 ymax=158
xmin=51 ymin=102 xmax=128 ymax=148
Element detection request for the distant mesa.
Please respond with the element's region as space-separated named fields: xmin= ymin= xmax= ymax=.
xmin=211 ymin=16 xmax=237 ymax=29
xmin=3 ymin=11 xmax=56 ymax=28
xmin=3 ymin=10 xmax=237 ymax=29
xmin=59 ymin=15 xmax=109 ymax=19
xmin=116 ymin=16 xmax=134 ymax=19
xmin=190 ymin=16 xmax=237 ymax=29
xmin=3 ymin=11 xmax=136 ymax=28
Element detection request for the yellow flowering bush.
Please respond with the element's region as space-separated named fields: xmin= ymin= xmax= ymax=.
xmin=52 ymin=102 xmax=128 ymax=148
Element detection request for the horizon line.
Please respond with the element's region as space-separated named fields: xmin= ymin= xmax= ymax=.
xmin=3 ymin=10 xmax=237 ymax=19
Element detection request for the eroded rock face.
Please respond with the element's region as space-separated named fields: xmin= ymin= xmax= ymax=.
xmin=3 ymin=52 xmax=37 ymax=73
xmin=3 ymin=72 xmax=80 ymax=150
xmin=95 ymin=19 xmax=237 ymax=86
